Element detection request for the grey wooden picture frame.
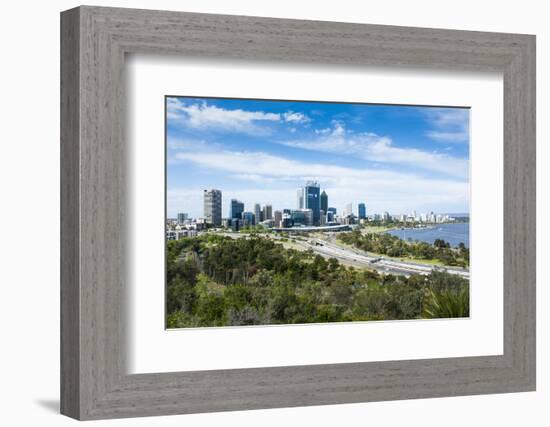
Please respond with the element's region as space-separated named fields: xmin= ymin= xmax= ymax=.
xmin=61 ymin=5 xmax=536 ymax=421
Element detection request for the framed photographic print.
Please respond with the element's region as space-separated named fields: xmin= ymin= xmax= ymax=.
xmin=164 ymin=96 xmax=473 ymax=329
xmin=61 ymin=6 xmax=536 ymax=420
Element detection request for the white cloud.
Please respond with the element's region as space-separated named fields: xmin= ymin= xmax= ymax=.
xmin=364 ymin=138 xmax=468 ymax=178
xmin=166 ymin=136 xmax=209 ymax=150
xmin=426 ymin=108 xmax=469 ymax=127
xmin=425 ymin=131 xmax=469 ymax=142
xmin=167 ymin=98 xmax=310 ymax=135
xmin=423 ymin=108 xmax=469 ymax=143
xmin=279 ymin=122 xmax=468 ymax=179
xmin=167 ymin=98 xmax=279 ymax=134
xmin=169 ymin=148 xmax=468 ymax=218
xmin=282 ymin=111 xmax=310 ymax=124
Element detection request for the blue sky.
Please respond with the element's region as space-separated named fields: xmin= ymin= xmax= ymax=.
xmin=166 ymin=96 xmax=470 ymax=218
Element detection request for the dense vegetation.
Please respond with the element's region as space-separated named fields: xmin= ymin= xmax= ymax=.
xmin=338 ymin=230 xmax=469 ymax=267
xmin=166 ymin=234 xmax=469 ymax=328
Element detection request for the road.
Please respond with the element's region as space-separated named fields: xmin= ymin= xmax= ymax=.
xmin=216 ymin=231 xmax=470 ymax=279
xmin=295 ymin=236 xmax=470 ymax=279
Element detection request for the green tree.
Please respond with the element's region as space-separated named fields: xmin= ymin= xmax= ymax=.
xmin=423 ymin=288 xmax=469 ymax=318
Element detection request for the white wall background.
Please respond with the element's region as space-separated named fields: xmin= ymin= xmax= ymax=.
xmin=0 ymin=0 xmax=546 ymax=425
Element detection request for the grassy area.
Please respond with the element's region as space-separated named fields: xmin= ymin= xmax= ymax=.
xmin=360 ymin=225 xmax=398 ymax=234
xmin=392 ymin=256 xmax=445 ymax=266
xmin=331 ymin=235 xmax=464 ymax=268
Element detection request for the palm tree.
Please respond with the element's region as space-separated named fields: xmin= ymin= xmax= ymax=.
xmin=422 ymin=288 xmax=469 ymax=318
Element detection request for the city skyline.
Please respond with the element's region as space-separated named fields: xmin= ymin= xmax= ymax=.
xmin=167 ymin=97 xmax=470 ymax=218
xmin=173 ymin=185 xmax=466 ymax=222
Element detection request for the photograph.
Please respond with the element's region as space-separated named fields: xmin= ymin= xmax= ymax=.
xmin=165 ymin=96 xmax=471 ymax=328
xmin=51 ymin=4 xmax=538 ymax=421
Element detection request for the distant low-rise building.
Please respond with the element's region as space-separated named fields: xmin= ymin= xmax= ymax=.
xmin=291 ymin=209 xmax=313 ymax=226
xmin=177 ymin=212 xmax=188 ymax=224
xmin=281 ymin=213 xmax=293 ymax=228
xmin=166 ymin=228 xmax=197 ymax=241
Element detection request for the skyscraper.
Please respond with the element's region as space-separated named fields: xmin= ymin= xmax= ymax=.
xmin=320 ymin=190 xmax=328 ymax=213
xmin=263 ymin=204 xmax=273 ymax=221
xmin=273 ymin=210 xmax=282 ymax=228
xmin=203 ymin=189 xmax=222 ymax=226
xmin=254 ymin=203 xmax=263 ymax=223
xmin=230 ymin=199 xmax=244 ymax=219
xmin=345 ymin=203 xmax=353 ymax=217
xmin=242 ymin=211 xmax=255 ymax=226
xmin=296 ymin=188 xmax=304 ymax=209
xmin=320 ymin=210 xmax=326 ymax=225
xmin=304 ymin=181 xmax=321 ymax=225
xmin=358 ymin=203 xmax=366 ymax=219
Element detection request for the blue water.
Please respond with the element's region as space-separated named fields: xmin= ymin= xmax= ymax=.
xmin=385 ymin=223 xmax=469 ymax=248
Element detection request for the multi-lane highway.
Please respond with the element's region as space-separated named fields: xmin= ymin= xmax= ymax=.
xmin=218 ymin=231 xmax=469 ymax=279
xmin=293 ymin=236 xmax=470 ymax=279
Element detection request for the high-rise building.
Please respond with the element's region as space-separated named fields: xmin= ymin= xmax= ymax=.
xmin=231 ymin=218 xmax=241 ymax=232
xmin=263 ymin=204 xmax=273 ymax=221
xmin=296 ymin=188 xmax=304 ymax=209
xmin=203 ymin=189 xmax=222 ymax=226
xmin=320 ymin=210 xmax=326 ymax=225
xmin=327 ymin=207 xmax=337 ymax=215
xmin=345 ymin=203 xmax=353 ymax=217
xmin=291 ymin=209 xmax=313 ymax=226
xmin=304 ymin=181 xmax=320 ymax=225
xmin=273 ymin=210 xmax=282 ymax=228
xmin=230 ymin=199 xmax=244 ymax=219
xmin=242 ymin=211 xmax=255 ymax=226
xmin=320 ymin=190 xmax=328 ymax=213
xmin=254 ymin=203 xmax=263 ymax=223
xmin=358 ymin=203 xmax=366 ymax=219
xmin=383 ymin=211 xmax=391 ymax=222
xmin=177 ymin=213 xmax=188 ymax=224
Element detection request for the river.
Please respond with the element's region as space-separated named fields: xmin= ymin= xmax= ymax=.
xmin=385 ymin=222 xmax=470 ymax=248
